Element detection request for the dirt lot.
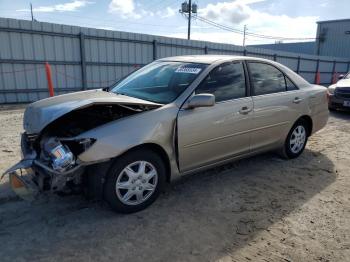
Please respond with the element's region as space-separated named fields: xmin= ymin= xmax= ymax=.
xmin=0 ymin=107 xmax=349 ymax=262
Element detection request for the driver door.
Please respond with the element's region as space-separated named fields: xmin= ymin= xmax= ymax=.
xmin=177 ymin=61 xmax=254 ymax=172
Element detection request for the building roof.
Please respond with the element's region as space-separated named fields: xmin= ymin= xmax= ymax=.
xmin=317 ymin=18 xmax=350 ymax=24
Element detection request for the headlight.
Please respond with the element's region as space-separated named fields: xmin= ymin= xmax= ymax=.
xmin=42 ymin=137 xmax=96 ymax=172
xmin=44 ymin=138 xmax=75 ymax=172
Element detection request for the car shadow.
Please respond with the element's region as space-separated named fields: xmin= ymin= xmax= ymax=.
xmin=0 ymin=148 xmax=336 ymax=262
xmin=329 ymin=110 xmax=350 ymax=120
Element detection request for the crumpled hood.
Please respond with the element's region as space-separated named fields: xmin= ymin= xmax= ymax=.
xmin=335 ymin=78 xmax=350 ymax=88
xmin=23 ymin=89 xmax=161 ymax=134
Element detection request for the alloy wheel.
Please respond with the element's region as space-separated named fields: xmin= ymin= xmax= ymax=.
xmin=115 ymin=161 xmax=158 ymax=206
xmin=289 ymin=125 xmax=306 ymax=154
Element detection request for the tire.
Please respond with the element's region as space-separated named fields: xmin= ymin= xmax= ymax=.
xmin=280 ymin=119 xmax=309 ymax=159
xmin=104 ymin=149 xmax=166 ymax=213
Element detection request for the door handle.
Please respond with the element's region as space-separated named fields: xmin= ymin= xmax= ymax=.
xmin=239 ymin=106 xmax=252 ymax=114
xmin=293 ymin=97 xmax=303 ymax=104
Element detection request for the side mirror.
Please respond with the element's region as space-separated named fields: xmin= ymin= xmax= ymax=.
xmin=187 ymin=94 xmax=215 ymax=109
xmin=338 ymin=74 xmax=344 ymax=80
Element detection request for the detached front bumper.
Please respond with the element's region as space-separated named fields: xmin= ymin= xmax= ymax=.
xmin=2 ymin=133 xmax=85 ymax=200
xmin=2 ymin=160 xmax=38 ymax=200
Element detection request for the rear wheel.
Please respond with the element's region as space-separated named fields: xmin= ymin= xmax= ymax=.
xmin=104 ymin=149 xmax=166 ymax=213
xmin=281 ymin=119 xmax=309 ymax=159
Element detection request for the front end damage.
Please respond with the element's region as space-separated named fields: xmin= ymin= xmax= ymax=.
xmin=2 ymin=100 xmax=160 ymax=199
xmin=2 ymin=133 xmax=87 ymax=199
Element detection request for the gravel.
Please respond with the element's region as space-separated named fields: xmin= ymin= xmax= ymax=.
xmin=0 ymin=107 xmax=349 ymax=262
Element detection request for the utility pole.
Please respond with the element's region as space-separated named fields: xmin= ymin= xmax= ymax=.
xmin=30 ymin=3 xmax=34 ymax=21
xmin=187 ymin=0 xmax=192 ymax=40
xmin=180 ymin=1 xmax=197 ymax=40
xmin=243 ymin=24 xmax=247 ymax=47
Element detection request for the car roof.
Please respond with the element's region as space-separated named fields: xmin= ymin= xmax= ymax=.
xmin=158 ymin=54 xmax=311 ymax=88
xmin=158 ymin=55 xmax=273 ymax=64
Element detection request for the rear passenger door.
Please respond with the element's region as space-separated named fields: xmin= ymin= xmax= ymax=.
xmin=247 ymin=61 xmax=302 ymax=152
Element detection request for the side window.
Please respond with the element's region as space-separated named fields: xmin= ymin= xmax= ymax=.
xmin=285 ymin=77 xmax=298 ymax=91
xmin=248 ymin=62 xmax=286 ymax=95
xmin=196 ymin=62 xmax=246 ymax=102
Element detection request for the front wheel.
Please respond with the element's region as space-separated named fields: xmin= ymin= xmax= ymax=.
xmin=104 ymin=149 xmax=166 ymax=213
xmin=281 ymin=119 xmax=309 ymax=159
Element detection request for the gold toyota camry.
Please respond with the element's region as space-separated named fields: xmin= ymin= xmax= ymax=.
xmin=3 ymin=55 xmax=329 ymax=213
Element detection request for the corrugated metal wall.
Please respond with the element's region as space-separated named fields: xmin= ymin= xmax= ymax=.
xmin=316 ymin=19 xmax=350 ymax=58
xmin=0 ymin=17 xmax=349 ymax=104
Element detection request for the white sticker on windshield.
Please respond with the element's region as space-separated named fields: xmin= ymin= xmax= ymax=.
xmin=175 ymin=66 xmax=202 ymax=74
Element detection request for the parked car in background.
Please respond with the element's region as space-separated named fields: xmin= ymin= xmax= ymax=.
xmin=2 ymin=55 xmax=329 ymax=213
xmin=327 ymin=72 xmax=350 ymax=110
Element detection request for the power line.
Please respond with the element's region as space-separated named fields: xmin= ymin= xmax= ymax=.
xmin=194 ymin=16 xmax=243 ymax=34
xmin=195 ymin=15 xmax=317 ymax=41
xmin=246 ymin=29 xmax=317 ymax=40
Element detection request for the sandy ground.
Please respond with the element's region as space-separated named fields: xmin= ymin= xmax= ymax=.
xmin=0 ymin=107 xmax=349 ymax=262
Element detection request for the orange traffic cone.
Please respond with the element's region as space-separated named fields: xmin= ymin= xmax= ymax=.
xmin=332 ymin=72 xmax=338 ymax=84
xmin=315 ymin=71 xmax=321 ymax=85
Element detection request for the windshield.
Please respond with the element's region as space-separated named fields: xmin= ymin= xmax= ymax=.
xmin=345 ymin=72 xmax=350 ymax=79
xmin=111 ymin=61 xmax=207 ymax=104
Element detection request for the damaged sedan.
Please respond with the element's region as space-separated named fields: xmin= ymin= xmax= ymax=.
xmin=2 ymin=55 xmax=329 ymax=213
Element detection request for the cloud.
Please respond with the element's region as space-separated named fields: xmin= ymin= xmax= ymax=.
xmin=109 ymin=0 xmax=136 ymax=17
xmin=153 ymin=6 xmax=176 ymax=19
xmin=199 ymin=0 xmax=265 ymax=24
xmin=196 ymin=0 xmax=318 ymax=45
xmin=161 ymin=7 xmax=177 ymax=18
xmin=108 ymin=0 xmax=153 ymax=19
xmin=17 ymin=0 xmax=93 ymax=12
xmin=320 ymin=1 xmax=329 ymax=7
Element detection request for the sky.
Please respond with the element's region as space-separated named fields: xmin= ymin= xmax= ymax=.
xmin=0 ymin=0 xmax=349 ymax=45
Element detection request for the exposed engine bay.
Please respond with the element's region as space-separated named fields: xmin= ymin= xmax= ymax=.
xmin=36 ymin=103 xmax=148 ymax=170
xmin=37 ymin=103 xmax=148 ymax=169
xmin=3 ymin=102 xmax=159 ymax=197
xmin=44 ymin=103 xmax=148 ymax=137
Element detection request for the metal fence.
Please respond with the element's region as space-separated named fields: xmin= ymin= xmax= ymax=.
xmin=1 ymin=17 xmax=350 ymax=104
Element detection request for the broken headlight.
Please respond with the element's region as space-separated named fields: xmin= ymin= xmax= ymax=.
xmin=44 ymin=138 xmax=75 ymax=172
xmin=42 ymin=137 xmax=96 ymax=172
